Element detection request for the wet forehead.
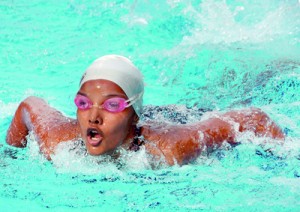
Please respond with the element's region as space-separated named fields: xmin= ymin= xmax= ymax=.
xmin=79 ymin=79 xmax=127 ymax=98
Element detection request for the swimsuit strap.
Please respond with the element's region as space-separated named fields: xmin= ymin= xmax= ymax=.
xmin=128 ymin=126 xmax=145 ymax=152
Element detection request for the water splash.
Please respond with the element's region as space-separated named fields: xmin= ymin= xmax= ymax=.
xmin=180 ymin=0 xmax=299 ymax=45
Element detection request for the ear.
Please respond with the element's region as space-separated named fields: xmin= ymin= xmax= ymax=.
xmin=132 ymin=114 xmax=139 ymax=125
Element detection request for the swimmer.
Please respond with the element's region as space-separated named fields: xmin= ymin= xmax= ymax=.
xmin=5 ymin=55 xmax=285 ymax=165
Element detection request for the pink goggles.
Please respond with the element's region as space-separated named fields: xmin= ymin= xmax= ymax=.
xmin=74 ymin=94 xmax=139 ymax=113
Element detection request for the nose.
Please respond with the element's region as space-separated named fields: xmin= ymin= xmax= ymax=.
xmin=88 ymin=107 xmax=103 ymax=125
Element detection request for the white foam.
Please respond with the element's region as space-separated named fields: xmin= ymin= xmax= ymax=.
xmin=49 ymin=139 xmax=164 ymax=174
xmin=180 ymin=1 xmax=299 ymax=45
xmin=0 ymin=100 xmax=19 ymax=119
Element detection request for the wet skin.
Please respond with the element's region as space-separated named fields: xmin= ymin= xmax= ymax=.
xmin=6 ymin=80 xmax=285 ymax=165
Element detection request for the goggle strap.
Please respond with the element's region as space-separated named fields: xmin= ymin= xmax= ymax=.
xmin=126 ymin=92 xmax=143 ymax=107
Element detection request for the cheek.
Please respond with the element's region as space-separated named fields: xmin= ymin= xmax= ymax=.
xmin=104 ymin=115 xmax=130 ymax=131
xmin=104 ymin=113 xmax=134 ymax=137
xmin=77 ymin=111 xmax=89 ymax=130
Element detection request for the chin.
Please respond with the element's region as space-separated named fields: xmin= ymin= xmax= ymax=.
xmin=86 ymin=145 xmax=117 ymax=156
xmin=86 ymin=146 xmax=104 ymax=156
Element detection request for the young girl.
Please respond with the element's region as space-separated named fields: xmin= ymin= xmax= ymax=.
xmin=6 ymin=55 xmax=285 ymax=165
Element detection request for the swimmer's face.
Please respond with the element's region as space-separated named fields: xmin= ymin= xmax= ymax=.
xmin=76 ymin=79 xmax=137 ymax=156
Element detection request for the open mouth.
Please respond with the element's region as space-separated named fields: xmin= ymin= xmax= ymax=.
xmin=86 ymin=128 xmax=103 ymax=147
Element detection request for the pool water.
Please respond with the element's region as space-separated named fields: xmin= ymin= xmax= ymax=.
xmin=1 ymin=0 xmax=300 ymax=210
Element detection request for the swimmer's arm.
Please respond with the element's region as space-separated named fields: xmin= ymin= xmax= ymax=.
xmin=6 ymin=96 xmax=80 ymax=159
xmin=142 ymin=108 xmax=284 ymax=166
xmin=144 ymin=117 xmax=237 ymax=165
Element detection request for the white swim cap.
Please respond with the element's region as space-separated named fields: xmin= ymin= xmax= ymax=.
xmin=80 ymin=55 xmax=144 ymax=117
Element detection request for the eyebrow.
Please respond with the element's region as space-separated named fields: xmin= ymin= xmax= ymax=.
xmin=77 ymin=91 xmax=87 ymax=96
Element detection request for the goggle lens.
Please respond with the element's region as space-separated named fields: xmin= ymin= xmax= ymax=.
xmin=74 ymin=95 xmax=92 ymax=110
xmin=102 ymin=97 xmax=128 ymax=112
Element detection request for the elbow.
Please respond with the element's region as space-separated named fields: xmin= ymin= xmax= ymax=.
xmin=6 ymin=130 xmax=27 ymax=147
xmin=251 ymin=108 xmax=285 ymax=140
xmin=225 ymin=107 xmax=285 ymax=140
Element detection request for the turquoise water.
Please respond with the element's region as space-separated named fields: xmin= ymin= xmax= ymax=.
xmin=1 ymin=0 xmax=300 ymax=211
